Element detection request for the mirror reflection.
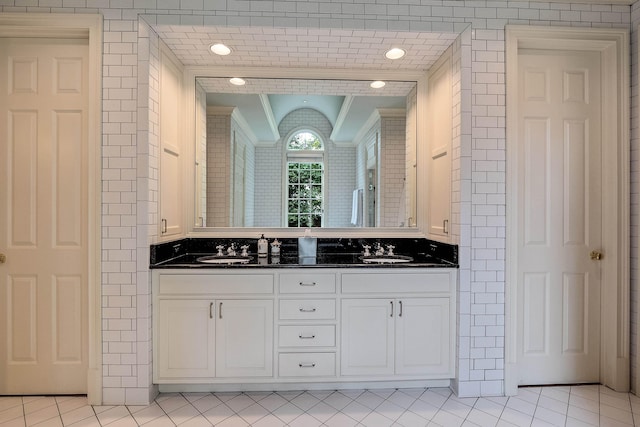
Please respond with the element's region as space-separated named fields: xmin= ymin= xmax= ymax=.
xmin=194 ymin=78 xmax=417 ymax=228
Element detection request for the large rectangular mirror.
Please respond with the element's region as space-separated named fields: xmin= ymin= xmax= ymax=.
xmin=194 ymin=77 xmax=417 ymax=229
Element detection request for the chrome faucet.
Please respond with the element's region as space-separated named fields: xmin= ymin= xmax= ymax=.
xmin=226 ymin=243 xmax=237 ymax=257
xmin=362 ymin=244 xmax=371 ymax=257
xmin=240 ymin=245 xmax=249 ymax=257
xmin=374 ymin=243 xmax=385 ymax=256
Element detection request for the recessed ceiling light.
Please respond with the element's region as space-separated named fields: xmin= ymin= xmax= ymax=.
xmin=210 ymin=43 xmax=232 ymax=56
xmin=385 ymin=47 xmax=406 ymax=60
xmin=229 ymin=77 xmax=246 ymax=86
xmin=370 ymin=81 xmax=386 ymax=89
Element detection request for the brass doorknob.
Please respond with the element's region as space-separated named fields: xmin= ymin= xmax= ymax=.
xmin=0 ymin=253 xmax=5 ymax=264
xmin=590 ymin=250 xmax=603 ymax=260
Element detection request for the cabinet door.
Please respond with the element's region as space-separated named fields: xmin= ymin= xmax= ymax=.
xmin=341 ymin=299 xmax=394 ymax=376
xmin=157 ymin=299 xmax=215 ymax=380
xmin=427 ymin=52 xmax=452 ymax=239
xmin=396 ymin=298 xmax=451 ymax=375
xmin=159 ymin=47 xmax=183 ymax=237
xmin=215 ymin=300 xmax=273 ymax=377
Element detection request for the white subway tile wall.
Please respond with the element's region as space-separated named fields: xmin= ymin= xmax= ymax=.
xmin=379 ymin=115 xmax=408 ymax=227
xmin=206 ymin=112 xmax=232 ymax=227
xmin=0 ymin=0 xmax=635 ymax=405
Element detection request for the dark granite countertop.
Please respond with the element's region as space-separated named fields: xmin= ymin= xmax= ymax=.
xmin=150 ymin=238 xmax=458 ymax=269
xmin=150 ymin=252 xmax=455 ymax=268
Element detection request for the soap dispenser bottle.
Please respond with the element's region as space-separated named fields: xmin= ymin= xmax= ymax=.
xmin=257 ymin=234 xmax=268 ymax=257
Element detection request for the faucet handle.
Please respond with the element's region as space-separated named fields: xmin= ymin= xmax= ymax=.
xmin=362 ymin=244 xmax=371 ymax=257
xmin=385 ymin=245 xmax=395 ymax=256
xmin=240 ymin=245 xmax=249 ymax=257
xmin=216 ymin=245 xmax=225 ymax=256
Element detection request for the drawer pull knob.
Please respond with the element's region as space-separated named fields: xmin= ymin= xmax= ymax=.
xmin=299 ymin=363 xmax=316 ymax=368
xmin=299 ymin=334 xmax=316 ymax=339
xmin=299 ymin=308 xmax=317 ymax=313
xmin=299 ymin=281 xmax=317 ymax=286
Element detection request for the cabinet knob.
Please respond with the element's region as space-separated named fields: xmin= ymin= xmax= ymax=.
xmin=0 ymin=253 xmax=5 ymax=264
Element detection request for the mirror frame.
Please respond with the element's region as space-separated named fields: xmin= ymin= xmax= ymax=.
xmin=183 ymin=66 xmax=429 ymax=238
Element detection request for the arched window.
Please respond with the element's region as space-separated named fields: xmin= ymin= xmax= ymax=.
xmin=286 ymin=131 xmax=324 ymax=227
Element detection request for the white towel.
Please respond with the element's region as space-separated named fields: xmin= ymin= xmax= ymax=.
xmin=351 ymin=189 xmax=363 ymax=226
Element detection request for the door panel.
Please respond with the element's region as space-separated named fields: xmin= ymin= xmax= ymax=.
xmin=0 ymin=37 xmax=89 ymax=394
xmin=215 ymin=299 xmax=273 ymax=377
xmin=157 ymin=299 xmax=216 ymax=380
xmin=517 ymin=50 xmax=602 ymax=385
xmin=396 ymin=298 xmax=450 ymax=376
xmin=341 ymin=299 xmax=394 ymax=376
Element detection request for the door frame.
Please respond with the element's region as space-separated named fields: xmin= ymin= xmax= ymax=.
xmin=505 ymin=25 xmax=629 ymax=395
xmin=0 ymin=13 xmax=103 ymax=403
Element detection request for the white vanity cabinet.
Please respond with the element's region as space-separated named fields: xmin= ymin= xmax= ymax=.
xmin=341 ymin=271 xmax=455 ymax=379
xmin=153 ymin=272 xmax=274 ymax=383
xmin=341 ymin=298 xmax=451 ymax=377
xmin=153 ymin=267 xmax=456 ymax=389
xmin=277 ymin=272 xmax=338 ymax=379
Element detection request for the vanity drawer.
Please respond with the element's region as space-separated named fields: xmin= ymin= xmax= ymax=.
xmin=341 ymin=272 xmax=452 ymax=294
xmin=278 ymin=352 xmax=336 ymax=377
xmin=159 ymin=273 xmax=274 ymax=295
xmin=279 ymin=325 xmax=336 ymax=347
xmin=279 ymin=299 xmax=336 ymax=320
xmin=279 ymin=273 xmax=336 ymax=294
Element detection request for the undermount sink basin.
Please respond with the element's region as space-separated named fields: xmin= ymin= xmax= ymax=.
xmin=360 ymin=255 xmax=414 ymax=264
xmin=196 ymin=255 xmax=253 ymax=264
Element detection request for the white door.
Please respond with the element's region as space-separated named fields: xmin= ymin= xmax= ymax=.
xmin=156 ymin=299 xmax=216 ymax=381
xmin=0 ymin=37 xmax=89 ymax=394
xmin=516 ymin=50 xmax=602 ymax=385
xmin=215 ymin=299 xmax=273 ymax=377
xmin=341 ymin=299 xmax=394 ymax=376
xmin=396 ymin=298 xmax=450 ymax=376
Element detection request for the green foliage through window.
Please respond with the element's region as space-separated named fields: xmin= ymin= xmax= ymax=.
xmin=287 ymin=132 xmax=323 ymax=150
xmin=287 ymin=162 xmax=323 ymax=227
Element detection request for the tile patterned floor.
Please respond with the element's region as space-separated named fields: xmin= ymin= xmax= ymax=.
xmin=1 ymin=385 xmax=639 ymax=427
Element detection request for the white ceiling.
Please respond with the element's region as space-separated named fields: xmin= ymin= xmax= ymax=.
xmin=155 ymin=25 xmax=458 ymax=143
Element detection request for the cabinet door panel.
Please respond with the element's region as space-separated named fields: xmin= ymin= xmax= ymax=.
xmin=396 ymin=298 xmax=451 ymax=375
xmin=157 ymin=299 xmax=215 ymax=380
xmin=341 ymin=299 xmax=394 ymax=376
xmin=427 ymin=53 xmax=452 ymax=239
xmin=216 ymin=299 xmax=273 ymax=377
xmin=159 ymin=48 xmax=183 ymax=237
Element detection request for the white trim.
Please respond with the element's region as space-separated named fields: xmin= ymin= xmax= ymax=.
xmin=330 ymin=95 xmax=354 ymax=143
xmin=505 ymin=25 xmax=630 ymax=395
xmin=258 ymin=94 xmax=280 ymax=143
xmin=636 ymin=23 xmax=640 ymax=401
xmin=0 ymin=12 xmax=103 ymax=404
